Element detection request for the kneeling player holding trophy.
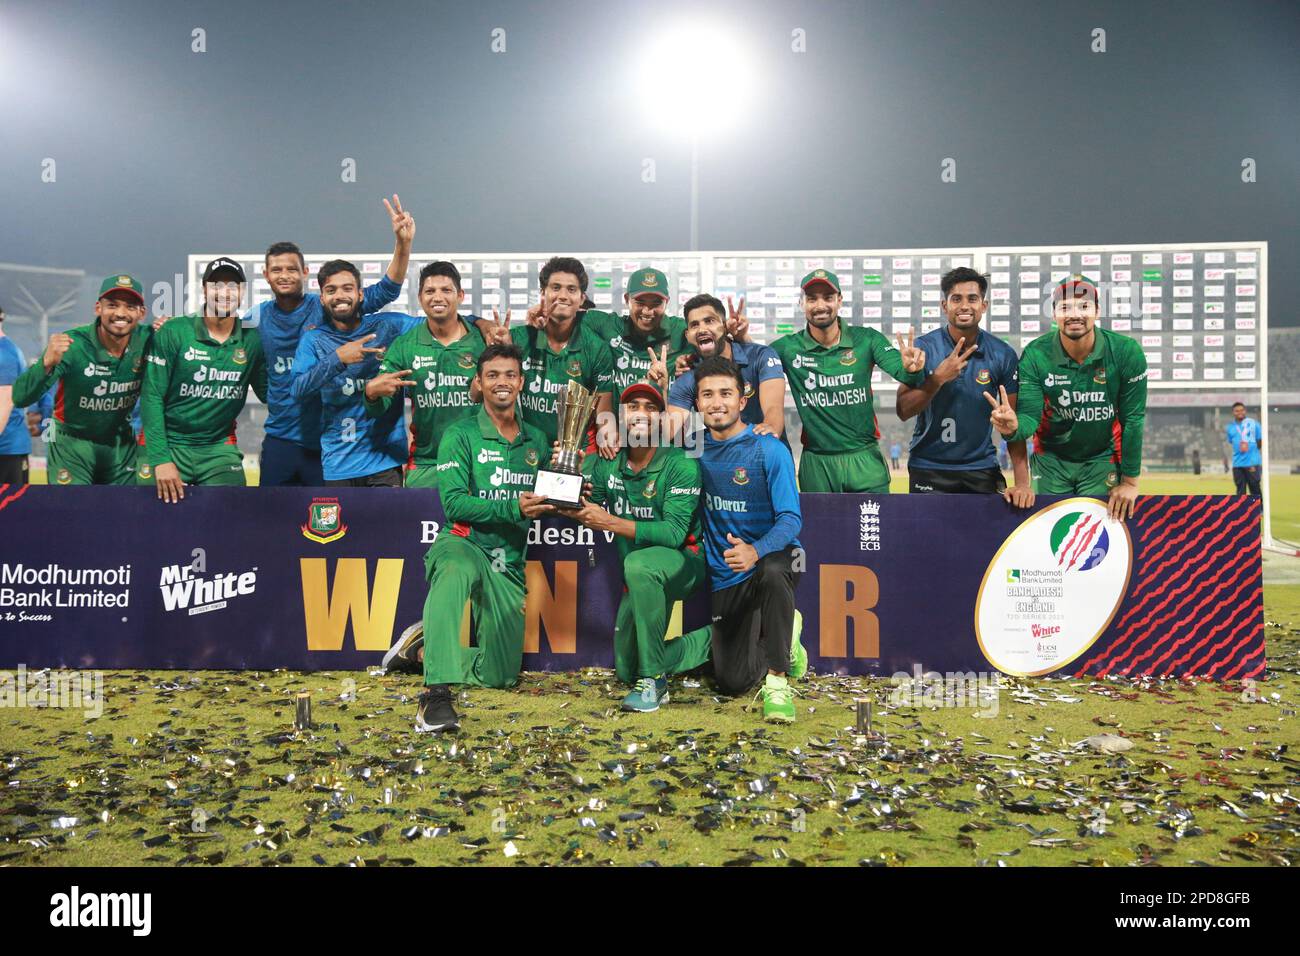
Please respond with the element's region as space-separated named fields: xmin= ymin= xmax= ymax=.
xmin=552 ymin=382 xmax=711 ymax=712
xmin=389 ymin=343 xmax=553 ymax=733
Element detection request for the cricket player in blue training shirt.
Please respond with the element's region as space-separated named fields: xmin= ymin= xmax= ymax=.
xmin=676 ymin=355 xmax=806 ymax=724
xmin=665 ymin=294 xmax=786 ymax=441
xmin=290 ymin=260 xmax=420 ymax=486
xmin=1225 ymin=401 xmax=1262 ymax=497
xmin=245 ymin=195 xmax=413 ymax=485
xmin=0 ymin=310 xmax=32 ymax=486
xmin=898 ymin=267 xmax=1034 ymax=508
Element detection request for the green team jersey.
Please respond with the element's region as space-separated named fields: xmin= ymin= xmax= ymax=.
xmin=434 ymin=406 xmax=549 ymax=580
xmin=583 ymin=309 xmax=690 ymax=395
xmin=11 ymin=321 xmax=151 ymax=444
xmin=587 ymin=445 xmax=704 ymax=563
xmin=365 ymin=317 xmax=485 ymax=465
xmin=511 ymin=319 xmax=615 ymax=446
xmin=1011 ymin=326 xmax=1149 ymax=477
xmin=141 ymin=315 xmax=267 ymax=467
xmin=770 ymin=323 xmax=924 ymax=454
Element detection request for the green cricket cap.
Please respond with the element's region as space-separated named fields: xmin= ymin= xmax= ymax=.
xmin=1053 ymin=273 xmax=1099 ymax=303
xmin=800 ymin=268 xmax=841 ymax=294
xmin=98 ymin=274 xmax=144 ymax=304
xmin=625 ymin=267 xmax=669 ymax=299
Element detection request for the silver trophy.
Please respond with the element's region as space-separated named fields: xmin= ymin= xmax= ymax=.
xmin=533 ymin=380 xmax=598 ymax=507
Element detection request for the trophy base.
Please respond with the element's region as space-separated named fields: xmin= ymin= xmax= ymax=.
xmin=534 ymin=468 xmax=585 ymax=509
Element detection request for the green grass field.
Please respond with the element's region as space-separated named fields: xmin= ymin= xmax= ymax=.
xmin=3 ymin=475 xmax=1295 ymax=867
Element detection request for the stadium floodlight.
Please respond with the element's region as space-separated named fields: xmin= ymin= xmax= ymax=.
xmin=633 ymin=21 xmax=756 ymax=250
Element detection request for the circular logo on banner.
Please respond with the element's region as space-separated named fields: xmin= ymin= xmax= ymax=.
xmin=974 ymin=498 xmax=1132 ymax=677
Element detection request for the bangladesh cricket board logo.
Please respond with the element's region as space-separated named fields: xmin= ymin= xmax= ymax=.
xmin=732 ymin=466 xmax=749 ymax=486
xmin=302 ymin=497 xmax=348 ymax=544
xmin=457 ymin=352 xmax=476 ymax=369
xmin=975 ymin=498 xmax=1132 ymax=678
xmin=975 ymin=368 xmax=992 ymax=385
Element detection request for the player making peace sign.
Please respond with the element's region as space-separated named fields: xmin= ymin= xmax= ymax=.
xmin=898 ymin=267 xmax=1031 ymax=505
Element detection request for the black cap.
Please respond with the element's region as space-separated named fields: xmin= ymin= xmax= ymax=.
xmin=203 ymin=257 xmax=246 ymax=283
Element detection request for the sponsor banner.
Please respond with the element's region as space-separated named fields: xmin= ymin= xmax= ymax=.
xmin=0 ymin=489 xmax=1263 ymax=679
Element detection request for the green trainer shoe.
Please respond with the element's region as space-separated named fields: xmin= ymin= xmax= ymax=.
xmin=622 ymin=677 xmax=669 ymax=713
xmin=761 ymin=674 xmax=796 ymax=724
xmin=788 ymin=610 xmax=807 ymax=681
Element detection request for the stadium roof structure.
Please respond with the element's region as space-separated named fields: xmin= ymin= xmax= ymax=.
xmin=0 ymin=262 xmax=85 ymax=353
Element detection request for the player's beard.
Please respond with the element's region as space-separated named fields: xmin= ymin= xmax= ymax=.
xmin=327 ymin=300 xmax=362 ymax=329
xmin=1060 ymin=318 xmax=1091 ymax=340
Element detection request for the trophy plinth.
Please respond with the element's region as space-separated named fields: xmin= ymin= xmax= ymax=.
xmin=534 ymin=381 xmax=598 ymax=508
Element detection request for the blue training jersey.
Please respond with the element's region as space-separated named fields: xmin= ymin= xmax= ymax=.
xmin=908 ymin=326 xmax=1019 ymax=471
xmin=668 ymin=339 xmax=785 ymax=428
xmin=245 ymin=275 xmax=401 ymax=449
xmin=698 ymin=424 xmax=802 ymax=591
xmin=1226 ymin=418 xmax=1262 ymax=468
xmin=0 ymin=338 xmax=31 ymax=456
xmin=291 ymin=311 xmax=421 ymax=480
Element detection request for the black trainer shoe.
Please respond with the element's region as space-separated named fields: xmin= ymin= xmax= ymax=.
xmin=382 ymin=621 xmax=424 ymax=675
xmin=415 ymin=684 xmax=459 ymax=733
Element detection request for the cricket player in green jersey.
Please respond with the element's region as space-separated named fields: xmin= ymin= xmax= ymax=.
xmin=987 ymin=274 xmax=1148 ymax=520
xmin=770 ymin=269 xmax=927 ymax=492
xmin=580 ymin=267 xmax=691 ymax=398
xmin=140 ymin=258 xmax=267 ymax=502
xmin=479 ymin=257 xmax=616 ymax=461
xmin=554 ymin=382 xmax=710 ymax=713
xmin=364 ymin=261 xmax=485 ymax=488
xmin=11 ymin=275 xmax=151 ymax=485
xmin=393 ymin=343 xmax=554 ymax=733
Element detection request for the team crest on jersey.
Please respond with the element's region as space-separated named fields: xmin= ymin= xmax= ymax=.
xmin=566 ymin=359 xmax=583 ymax=378
xmin=457 ymin=352 xmax=475 ymax=369
xmin=1106 ymin=472 xmax=1119 ymax=488
xmin=733 ymin=466 xmax=749 ymax=486
xmin=743 ymin=382 xmax=754 ymax=397
xmin=302 ymin=497 xmax=348 ymax=544
xmin=55 ymin=468 xmax=72 ymax=485
xmin=133 ymin=355 xmax=143 ymax=373
xmin=1093 ymin=367 xmax=1107 ymax=385
xmin=233 ymin=347 xmax=247 ymax=365
xmin=642 ymin=479 xmax=657 ymax=499
xmin=137 ymin=463 xmax=152 ymax=480
xmin=524 ymin=448 xmax=539 ymax=467
xmin=975 ymin=368 xmax=992 ymax=385
xmin=839 ymin=349 xmax=856 ymax=366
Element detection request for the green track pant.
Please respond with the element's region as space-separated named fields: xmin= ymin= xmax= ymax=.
xmin=47 ymin=431 xmax=137 ymax=485
xmin=421 ymin=534 xmax=525 ymax=689
xmin=405 ymin=463 xmax=438 ymax=488
xmin=613 ymin=545 xmax=711 ymax=683
xmin=1032 ymin=452 xmax=1119 ymax=496
xmin=138 ymin=443 xmax=246 ymax=486
xmin=798 ymin=445 xmax=891 ymax=493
